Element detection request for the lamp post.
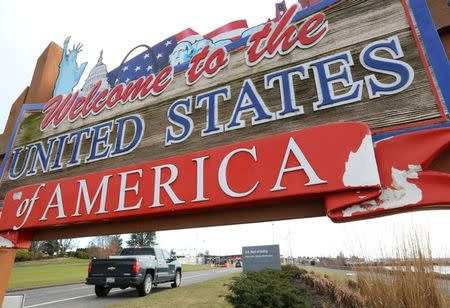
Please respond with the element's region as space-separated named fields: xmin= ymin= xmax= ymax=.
xmin=288 ymin=228 xmax=293 ymax=265
xmin=272 ymin=223 xmax=275 ymax=244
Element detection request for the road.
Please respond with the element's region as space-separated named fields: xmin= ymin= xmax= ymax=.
xmin=7 ymin=268 xmax=241 ymax=308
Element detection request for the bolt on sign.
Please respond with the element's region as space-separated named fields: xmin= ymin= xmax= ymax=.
xmin=0 ymin=0 xmax=450 ymax=242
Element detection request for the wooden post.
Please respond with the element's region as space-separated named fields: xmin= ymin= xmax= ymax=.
xmin=0 ymin=42 xmax=61 ymax=306
xmin=0 ymin=248 xmax=16 ymax=307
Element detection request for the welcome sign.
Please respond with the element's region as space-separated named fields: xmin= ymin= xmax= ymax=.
xmin=0 ymin=0 xmax=449 ymax=235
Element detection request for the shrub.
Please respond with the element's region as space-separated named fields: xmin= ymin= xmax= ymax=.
xmin=15 ymin=250 xmax=33 ymax=262
xmin=74 ymin=250 xmax=90 ymax=259
xmin=15 ymin=250 xmax=43 ymax=261
xmin=281 ymin=264 xmax=307 ymax=280
xmin=226 ymin=266 xmax=311 ymax=308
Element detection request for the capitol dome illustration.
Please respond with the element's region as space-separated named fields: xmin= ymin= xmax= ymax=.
xmin=80 ymin=50 xmax=110 ymax=96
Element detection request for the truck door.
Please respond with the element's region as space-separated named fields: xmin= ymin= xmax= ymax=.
xmin=155 ymin=248 xmax=169 ymax=282
xmin=163 ymin=249 xmax=176 ymax=277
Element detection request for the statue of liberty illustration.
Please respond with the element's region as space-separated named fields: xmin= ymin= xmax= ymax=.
xmin=53 ymin=36 xmax=88 ymax=96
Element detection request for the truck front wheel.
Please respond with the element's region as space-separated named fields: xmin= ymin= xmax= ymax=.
xmin=95 ymin=285 xmax=111 ymax=297
xmin=137 ymin=273 xmax=153 ymax=296
xmin=171 ymin=270 xmax=181 ymax=288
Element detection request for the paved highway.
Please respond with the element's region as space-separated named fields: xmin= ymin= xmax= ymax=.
xmin=7 ymin=268 xmax=241 ymax=308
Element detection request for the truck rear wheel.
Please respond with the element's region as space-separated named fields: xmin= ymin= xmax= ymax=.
xmin=95 ymin=285 xmax=111 ymax=297
xmin=137 ymin=273 xmax=153 ymax=296
xmin=171 ymin=270 xmax=181 ymax=288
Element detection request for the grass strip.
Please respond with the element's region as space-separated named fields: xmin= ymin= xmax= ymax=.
xmin=109 ymin=274 xmax=235 ymax=308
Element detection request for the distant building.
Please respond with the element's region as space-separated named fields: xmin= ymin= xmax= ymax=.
xmin=80 ymin=50 xmax=110 ymax=96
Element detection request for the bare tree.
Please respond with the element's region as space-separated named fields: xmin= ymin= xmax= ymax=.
xmin=58 ymin=238 xmax=77 ymax=254
xmin=88 ymin=235 xmax=122 ymax=258
xmin=29 ymin=241 xmax=44 ymax=252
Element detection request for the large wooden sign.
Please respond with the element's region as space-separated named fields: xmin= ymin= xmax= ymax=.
xmin=0 ymin=0 xmax=449 ymax=237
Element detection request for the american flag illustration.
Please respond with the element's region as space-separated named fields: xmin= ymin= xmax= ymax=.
xmin=107 ymin=21 xmax=248 ymax=86
xmin=107 ymin=34 xmax=177 ymax=85
xmin=104 ymin=0 xmax=321 ymax=86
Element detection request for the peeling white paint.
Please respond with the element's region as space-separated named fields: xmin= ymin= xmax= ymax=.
xmin=0 ymin=236 xmax=14 ymax=248
xmin=343 ymin=134 xmax=380 ymax=187
xmin=13 ymin=191 xmax=22 ymax=201
xmin=342 ymin=165 xmax=423 ymax=217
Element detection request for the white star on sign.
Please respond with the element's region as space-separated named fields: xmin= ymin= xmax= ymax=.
xmin=125 ymin=78 xmax=130 ymax=83
xmin=143 ymin=53 xmax=150 ymax=59
xmin=123 ymin=65 xmax=129 ymax=72
xmin=157 ymin=53 xmax=162 ymax=59
xmin=135 ymin=66 xmax=141 ymax=72
xmin=147 ymin=65 xmax=153 ymax=71
xmin=165 ymin=40 xmax=172 ymax=47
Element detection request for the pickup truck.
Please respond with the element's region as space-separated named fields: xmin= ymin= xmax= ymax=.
xmin=86 ymin=247 xmax=182 ymax=297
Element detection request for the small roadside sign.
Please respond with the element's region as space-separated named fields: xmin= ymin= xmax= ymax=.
xmin=242 ymin=245 xmax=281 ymax=272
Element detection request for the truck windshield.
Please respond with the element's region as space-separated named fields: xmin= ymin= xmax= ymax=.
xmin=120 ymin=248 xmax=155 ymax=256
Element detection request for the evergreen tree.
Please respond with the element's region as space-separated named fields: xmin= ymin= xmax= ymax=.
xmin=41 ymin=240 xmax=60 ymax=255
xmin=126 ymin=232 xmax=157 ymax=247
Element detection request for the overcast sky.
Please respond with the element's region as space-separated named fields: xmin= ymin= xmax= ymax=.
xmin=1 ymin=0 xmax=450 ymax=259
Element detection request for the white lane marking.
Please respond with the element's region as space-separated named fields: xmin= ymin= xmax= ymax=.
xmin=183 ymin=273 xmax=209 ymax=280
xmin=24 ymin=289 xmax=122 ymax=308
